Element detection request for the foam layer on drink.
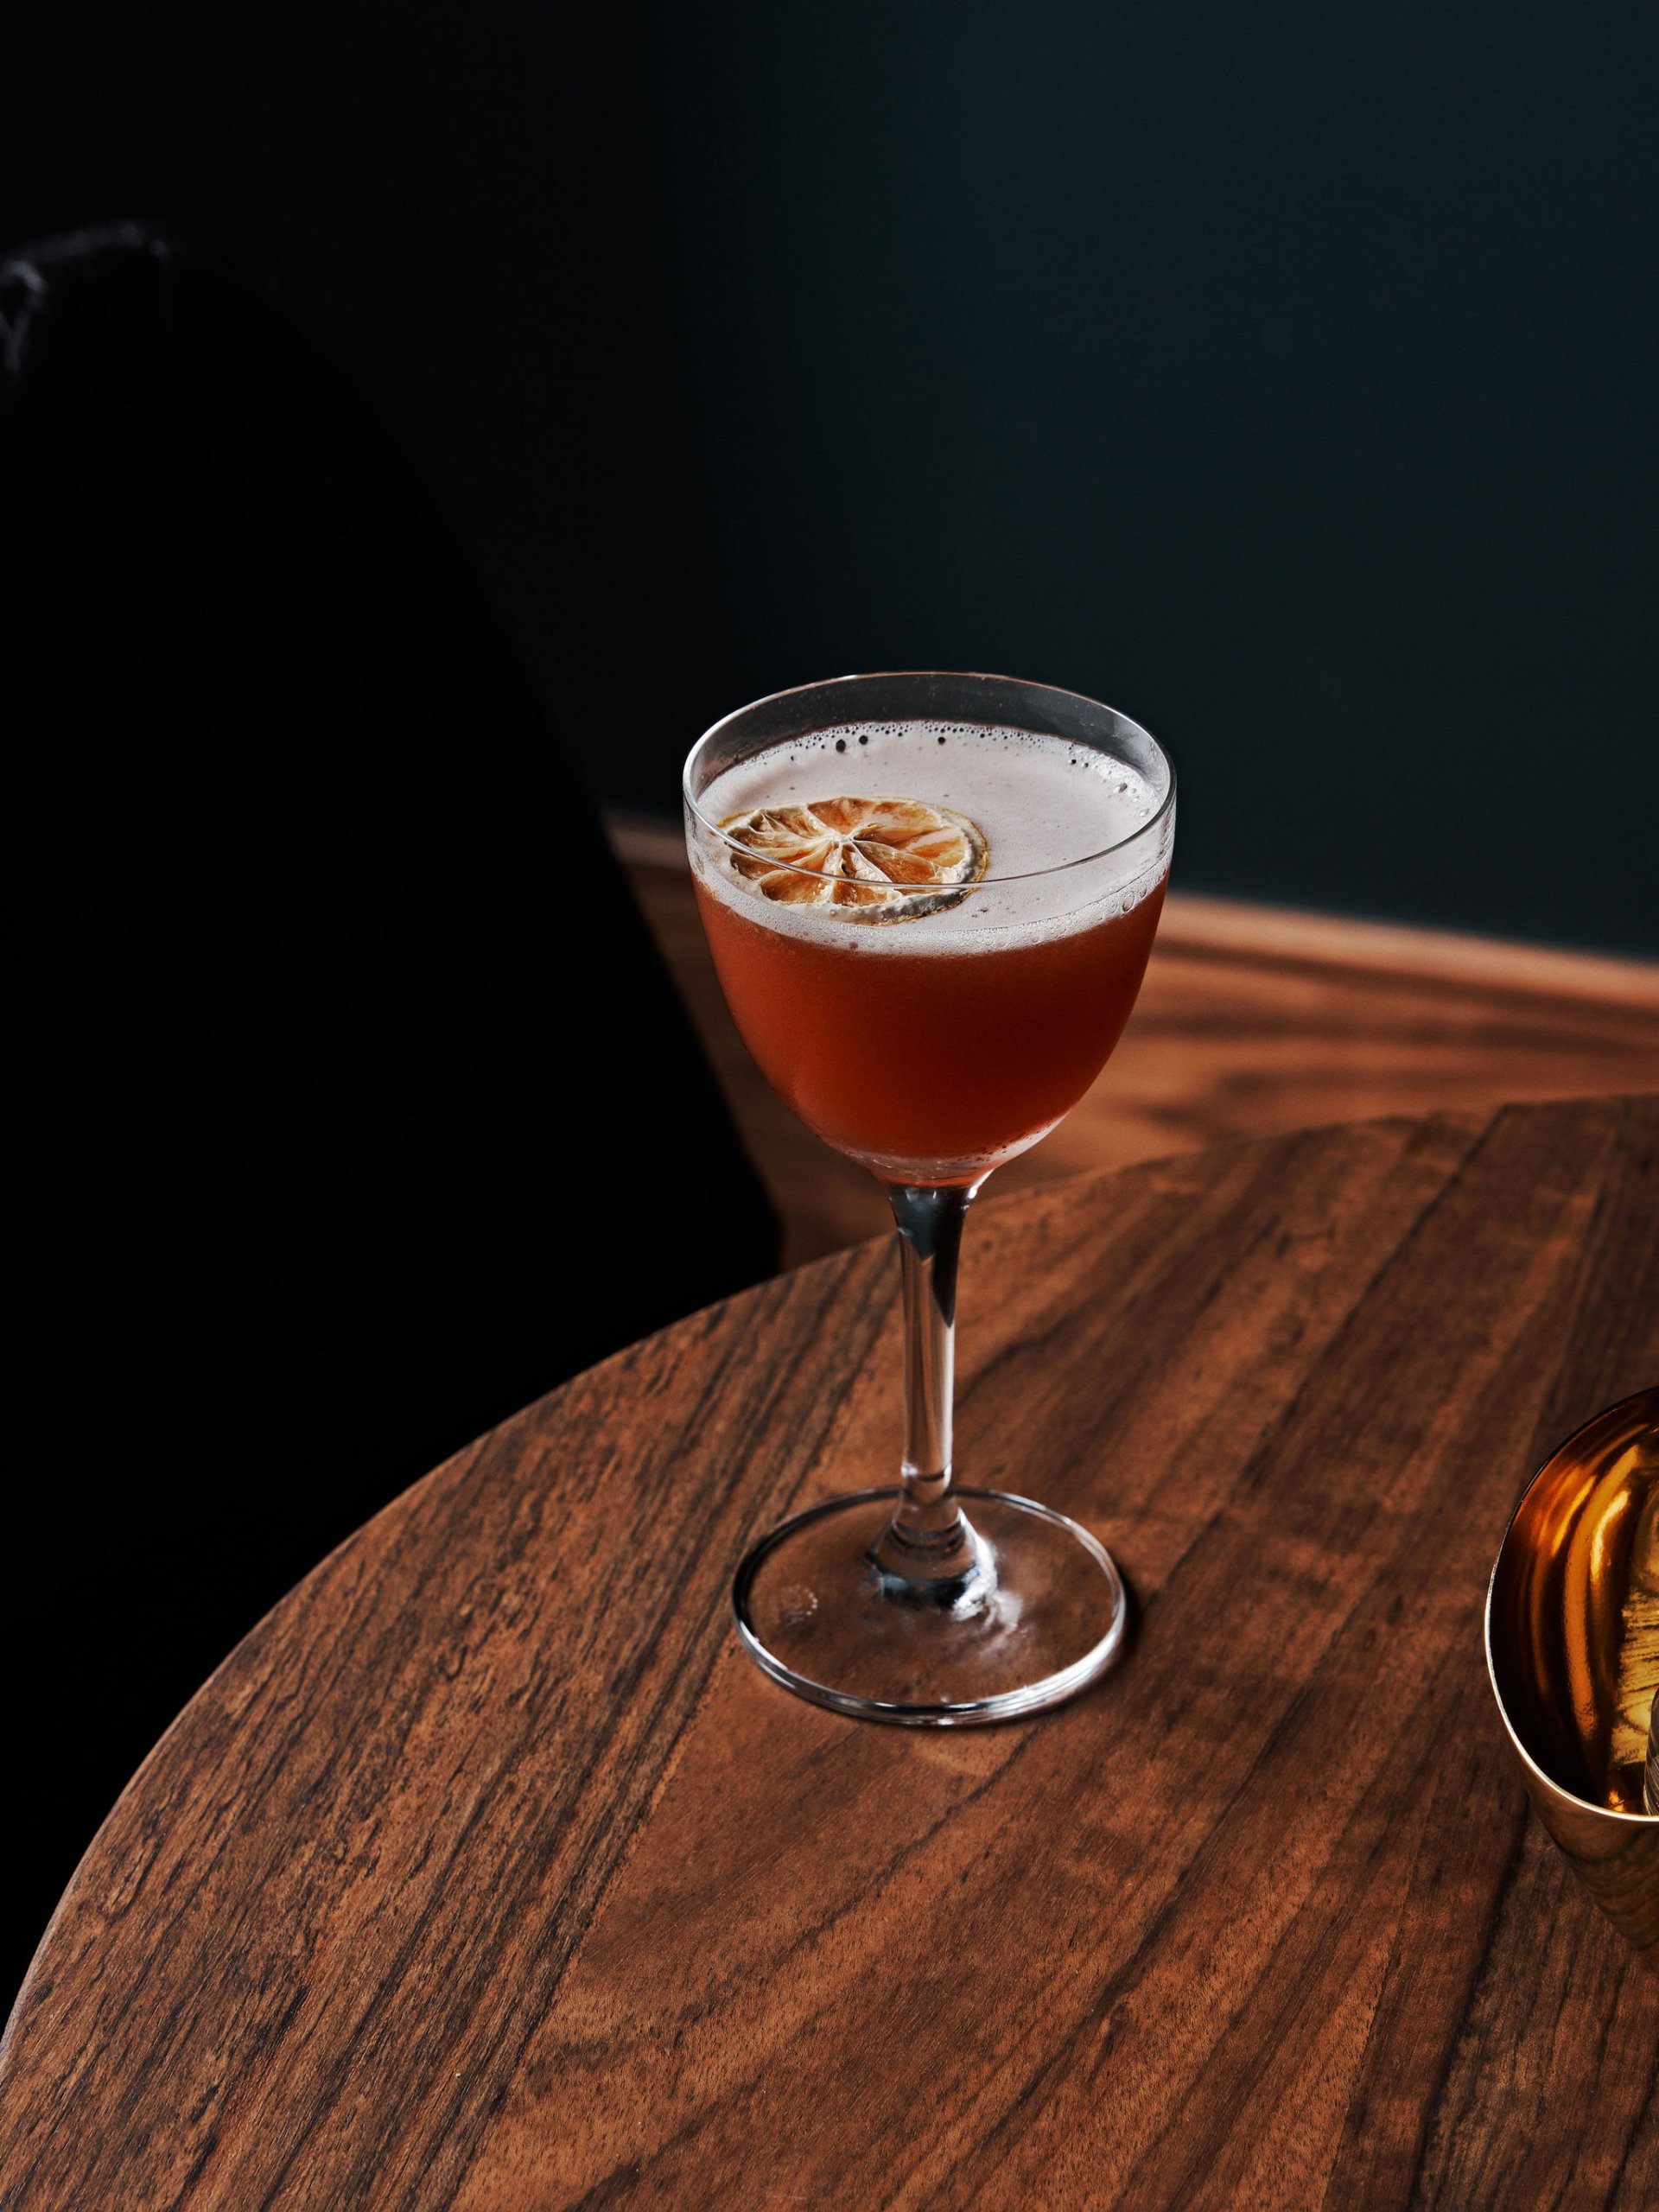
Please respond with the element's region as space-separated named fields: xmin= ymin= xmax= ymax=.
xmin=692 ymin=721 xmax=1173 ymax=955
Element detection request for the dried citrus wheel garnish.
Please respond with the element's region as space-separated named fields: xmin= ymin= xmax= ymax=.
xmin=719 ymin=796 xmax=989 ymax=918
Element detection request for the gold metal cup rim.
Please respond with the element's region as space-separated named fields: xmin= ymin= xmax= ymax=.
xmin=1485 ymin=1387 xmax=1659 ymax=1961
xmin=1486 ymin=1386 xmax=1659 ymax=1816
xmin=1485 ymin=1387 xmax=1659 ymax=1827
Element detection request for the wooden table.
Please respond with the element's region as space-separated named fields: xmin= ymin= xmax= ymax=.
xmin=3 ymin=1097 xmax=1657 ymax=2209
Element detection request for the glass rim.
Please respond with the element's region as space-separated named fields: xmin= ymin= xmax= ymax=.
xmin=681 ymin=669 xmax=1176 ymax=889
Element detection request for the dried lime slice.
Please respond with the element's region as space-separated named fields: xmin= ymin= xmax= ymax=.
xmin=719 ymin=796 xmax=988 ymax=919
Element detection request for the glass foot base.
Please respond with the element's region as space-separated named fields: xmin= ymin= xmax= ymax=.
xmin=732 ymin=1486 xmax=1127 ymax=1726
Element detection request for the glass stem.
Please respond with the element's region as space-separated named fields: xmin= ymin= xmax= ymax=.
xmin=870 ymin=1179 xmax=988 ymax=1590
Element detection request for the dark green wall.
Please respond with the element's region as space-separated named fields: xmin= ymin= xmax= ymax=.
xmin=9 ymin=2 xmax=1656 ymax=949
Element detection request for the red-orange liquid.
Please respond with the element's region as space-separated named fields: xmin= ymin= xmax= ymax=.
xmin=696 ymin=879 xmax=1166 ymax=1179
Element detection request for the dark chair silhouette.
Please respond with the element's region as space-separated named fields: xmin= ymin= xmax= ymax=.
xmin=2 ymin=223 xmax=778 ymax=2007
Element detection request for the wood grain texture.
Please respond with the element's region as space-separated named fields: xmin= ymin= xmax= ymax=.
xmin=610 ymin=817 xmax=1659 ymax=1265
xmin=3 ymin=1097 xmax=1657 ymax=2210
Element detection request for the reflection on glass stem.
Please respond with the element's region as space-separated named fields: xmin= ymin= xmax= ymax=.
xmin=868 ymin=1180 xmax=997 ymax=1611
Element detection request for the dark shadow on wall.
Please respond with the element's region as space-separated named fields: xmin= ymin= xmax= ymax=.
xmin=2 ymin=223 xmax=777 ymax=2012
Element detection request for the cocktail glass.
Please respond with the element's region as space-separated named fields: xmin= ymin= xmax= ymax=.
xmin=683 ymin=671 xmax=1175 ymax=1723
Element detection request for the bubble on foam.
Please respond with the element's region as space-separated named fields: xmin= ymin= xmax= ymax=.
xmin=693 ymin=720 xmax=1173 ymax=957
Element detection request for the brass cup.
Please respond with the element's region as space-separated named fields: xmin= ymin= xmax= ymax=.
xmin=1485 ymin=1388 xmax=1659 ymax=1959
